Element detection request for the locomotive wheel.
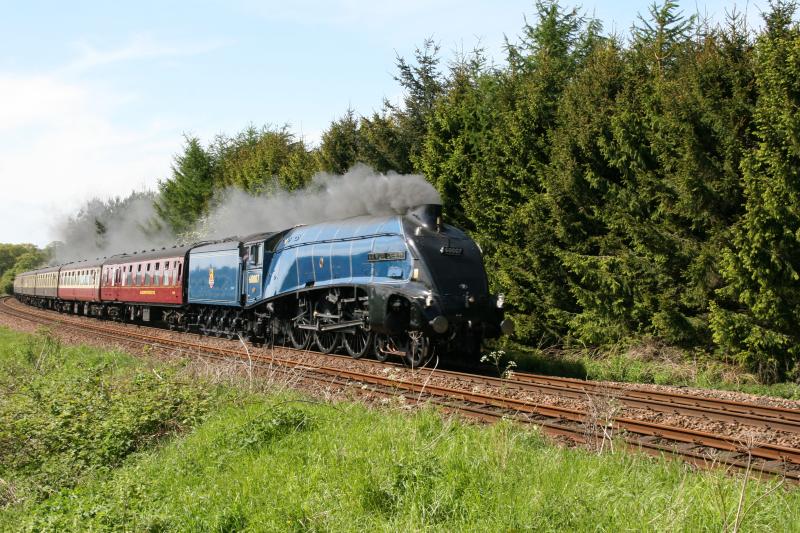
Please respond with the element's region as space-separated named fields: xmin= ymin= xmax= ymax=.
xmin=288 ymin=319 xmax=312 ymax=349
xmin=313 ymin=299 xmax=340 ymax=354
xmin=314 ymin=329 xmax=340 ymax=354
xmin=288 ymin=298 xmax=313 ymax=349
xmin=405 ymin=332 xmax=434 ymax=368
xmin=343 ymin=327 xmax=372 ymax=358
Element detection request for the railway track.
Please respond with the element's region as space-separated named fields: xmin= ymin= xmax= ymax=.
xmin=2 ymin=296 xmax=799 ymax=482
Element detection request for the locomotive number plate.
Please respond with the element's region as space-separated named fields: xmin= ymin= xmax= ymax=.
xmin=440 ymin=247 xmax=463 ymax=256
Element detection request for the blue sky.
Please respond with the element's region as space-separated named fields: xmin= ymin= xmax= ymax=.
xmin=0 ymin=0 xmax=766 ymax=246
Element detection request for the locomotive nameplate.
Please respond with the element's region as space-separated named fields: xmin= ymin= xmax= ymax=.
xmin=368 ymin=251 xmax=406 ymax=262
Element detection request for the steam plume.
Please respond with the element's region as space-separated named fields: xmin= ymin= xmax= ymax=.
xmin=50 ymin=165 xmax=441 ymax=263
xmin=197 ymin=164 xmax=441 ymax=239
xmin=51 ymin=191 xmax=174 ymax=263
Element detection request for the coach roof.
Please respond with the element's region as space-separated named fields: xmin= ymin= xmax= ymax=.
xmin=59 ymin=258 xmax=106 ymax=271
xmin=103 ymin=244 xmax=194 ymax=266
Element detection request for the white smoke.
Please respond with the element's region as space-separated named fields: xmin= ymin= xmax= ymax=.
xmin=50 ymin=165 xmax=441 ymax=263
xmin=51 ymin=191 xmax=174 ymax=263
xmin=195 ymin=164 xmax=441 ymax=239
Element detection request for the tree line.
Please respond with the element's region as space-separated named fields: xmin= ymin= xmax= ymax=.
xmin=8 ymin=1 xmax=800 ymax=380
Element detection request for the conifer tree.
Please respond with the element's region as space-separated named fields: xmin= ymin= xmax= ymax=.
xmin=711 ymin=1 xmax=800 ymax=379
xmin=155 ymin=137 xmax=215 ymax=233
xmin=316 ymin=109 xmax=361 ymax=174
xmin=213 ymin=125 xmax=313 ymax=194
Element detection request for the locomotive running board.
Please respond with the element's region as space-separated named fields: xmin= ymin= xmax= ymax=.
xmin=297 ymin=319 xmax=364 ymax=332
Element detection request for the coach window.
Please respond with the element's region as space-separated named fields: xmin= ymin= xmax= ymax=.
xmin=177 ymin=262 xmax=182 ymax=283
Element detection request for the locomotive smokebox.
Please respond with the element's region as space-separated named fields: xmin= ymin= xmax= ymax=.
xmin=408 ymin=204 xmax=443 ymax=232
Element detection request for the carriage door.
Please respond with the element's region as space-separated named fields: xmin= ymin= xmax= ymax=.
xmin=245 ymin=242 xmax=264 ymax=306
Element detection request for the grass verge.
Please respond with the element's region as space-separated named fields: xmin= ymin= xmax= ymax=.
xmin=0 ymin=326 xmax=798 ymax=532
xmin=496 ymin=339 xmax=800 ymax=400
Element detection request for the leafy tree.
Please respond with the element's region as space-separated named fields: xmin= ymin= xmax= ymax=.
xmin=0 ymin=246 xmax=49 ymax=294
xmin=0 ymin=244 xmax=40 ymax=278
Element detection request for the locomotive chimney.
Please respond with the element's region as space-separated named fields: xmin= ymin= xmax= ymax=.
xmin=408 ymin=204 xmax=442 ymax=232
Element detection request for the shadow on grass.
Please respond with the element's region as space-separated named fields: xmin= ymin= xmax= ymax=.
xmin=505 ymin=348 xmax=588 ymax=379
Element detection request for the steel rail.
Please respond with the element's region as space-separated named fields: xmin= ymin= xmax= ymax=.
xmin=2 ymin=296 xmax=798 ymax=481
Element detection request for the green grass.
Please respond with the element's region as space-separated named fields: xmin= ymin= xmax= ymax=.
xmin=494 ymin=340 xmax=800 ymax=400
xmin=1 ymin=326 xmax=799 ymax=532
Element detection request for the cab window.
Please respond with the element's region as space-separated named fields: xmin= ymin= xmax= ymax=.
xmin=249 ymin=244 xmax=262 ymax=266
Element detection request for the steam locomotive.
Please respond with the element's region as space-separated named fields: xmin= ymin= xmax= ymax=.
xmin=13 ymin=204 xmax=513 ymax=366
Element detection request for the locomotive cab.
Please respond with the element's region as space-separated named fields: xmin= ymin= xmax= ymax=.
xmin=243 ymin=239 xmax=268 ymax=305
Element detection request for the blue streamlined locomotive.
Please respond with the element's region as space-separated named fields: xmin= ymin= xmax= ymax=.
xmin=15 ymin=204 xmax=513 ymax=366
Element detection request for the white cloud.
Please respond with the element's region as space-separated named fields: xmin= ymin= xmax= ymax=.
xmin=61 ymin=34 xmax=227 ymax=74
xmin=0 ymin=74 xmax=88 ymax=131
xmin=0 ymin=72 xmax=178 ymax=246
xmin=0 ymin=35 xmax=227 ymax=245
